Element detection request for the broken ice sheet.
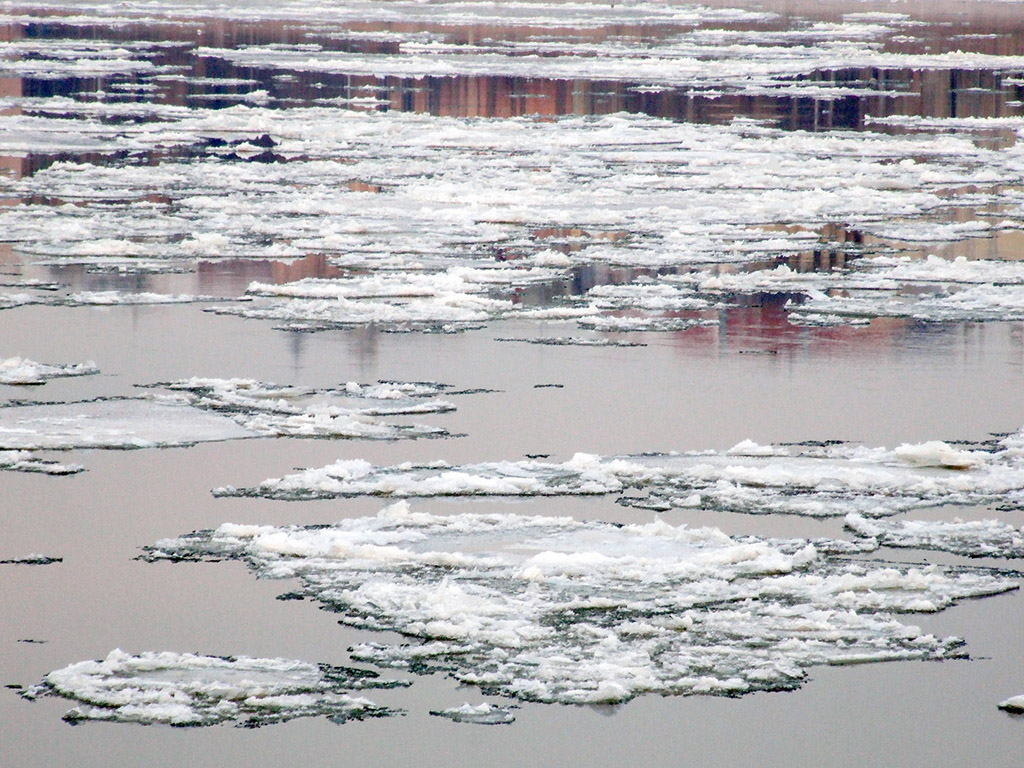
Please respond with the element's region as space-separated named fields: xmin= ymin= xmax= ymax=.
xmin=0 ymin=397 xmax=254 ymax=452
xmin=21 ymin=649 xmax=406 ymax=727
xmin=148 ymin=378 xmax=463 ymax=436
xmin=0 ymin=357 xmax=99 ymax=386
xmin=0 ymin=377 xmax=463 ymax=455
xmin=845 ymin=515 xmax=1024 ymax=559
xmin=143 ymin=502 xmax=1016 ymax=705
xmin=215 ymin=435 xmax=1024 ymax=518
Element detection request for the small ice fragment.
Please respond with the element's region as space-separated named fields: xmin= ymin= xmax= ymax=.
xmin=0 ymin=357 xmax=99 ymax=385
xmin=998 ymin=695 xmax=1024 ymax=714
xmin=429 ymin=702 xmax=516 ymax=725
xmin=894 ymin=441 xmax=981 ymax=469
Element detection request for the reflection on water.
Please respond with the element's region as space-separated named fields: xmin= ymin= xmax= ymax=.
xmin=2 ymin=3 xmax=1023 ymax=131
xmin=2 ymin=1 xmax=1024 ymax=358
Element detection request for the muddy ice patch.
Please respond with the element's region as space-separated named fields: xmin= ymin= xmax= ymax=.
xmin=21 ymin=649 xmax=405 ymax=727
xmin=143 ymin=502 xmax=1015 ymax=705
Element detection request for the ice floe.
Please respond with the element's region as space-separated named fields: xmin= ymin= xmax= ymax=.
xmin=22 ymin=649 xmax=405 ymax=727
xmin=495 ymin=336 xmax=646 ymax=347
xmin=142 ymin=502 xmax=1016 ymax=704
xmin=845 ymin=515 xmax=1024 ymax=559
xmin=0 ymin=357 xmax=99 ymax=386
xmin=0 ymin=378 xmax=465 ymax=455
xmin=0 ymin=450 xmax=83 ymax=475
xmin=150 ymin=378 xmax=461 ymax=438
xmin=0 ymin=555 xmax=62 ymax=566
xmin=215 ymin=434 xmax=1024 ymax=518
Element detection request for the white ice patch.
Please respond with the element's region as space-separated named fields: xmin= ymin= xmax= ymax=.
xmin=0 ymin=357 xmax=99 ymax=386
xmin=22 ymin=649 xmax=405 ymax=727
xmin=845 ymin=515 xmax=1024 ymax=559
xmin=216 ymin=434 xmax=1024 ymax=518
xmin=143 ymin=503 xmax=1015 ymax=705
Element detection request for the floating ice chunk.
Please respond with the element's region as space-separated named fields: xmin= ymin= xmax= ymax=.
xmin=845 ymin=514 xmax=1024 ymax=558
xmin=0 ymin=450 xmax=83 ymax=475
xmin=495 ymin=336 xmax=646 ymax=347
xmin=894 ymin=441 xmax=983 ymax=469
xmin=576 ymin=315 xmax=717 ymax=333
xmin=430 ymin=702 xmax=516 ymax=725
xmin=0 ymin=554 xmax=62 ymax=566
xmin=214 ymin=454 xmax=629 ymax=500
xmin=789 ymin=285 xmax=1024 ymax=325
xmin=0 ymin=398 xmax=254 ymax=452
xmin=219 ymin=431 xmax=1024 ymax=517
xmin=0 ymin=294 xmax=39 ymax=311
xmin=144 ymin=504 xmax=1015 ymax=705
xmin=22 ymin=649 xmax=405 ymax=727
xmin=63 ymin=291 xmax=207 ymax=306
xmin=998 ymin=695 xmax=1024 ymax=714
xmin=151 ymin=378 xmax=460 ymax=439
xmin=0 ymin=378 xmax=460 ymax=458
xmin=726 ymin=439 xmax=789 ymax=457
xmin=0 ymin=357 xmax=99 ymax=386
xmin=211 ymin=292 xmax=513 ymax=332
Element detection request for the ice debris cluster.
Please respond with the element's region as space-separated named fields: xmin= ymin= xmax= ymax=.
xmin=2 ymin=102 xmax=1024 ymax=331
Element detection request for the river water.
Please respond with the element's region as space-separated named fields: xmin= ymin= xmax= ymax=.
xmin=2 ymin=1 xmax=1024 ymax=765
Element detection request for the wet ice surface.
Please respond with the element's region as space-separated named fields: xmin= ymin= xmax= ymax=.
xmin=21 ymin=649 xmax=405 ymax=727
xmin=215 ymin=434 xmax=1024 ymax=518
xmin=143 ymin=501 xmax=1015 ymax=704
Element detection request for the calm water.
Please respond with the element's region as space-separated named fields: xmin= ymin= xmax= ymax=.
xmin=3 ymin=1 xmax=1024 ymax=765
